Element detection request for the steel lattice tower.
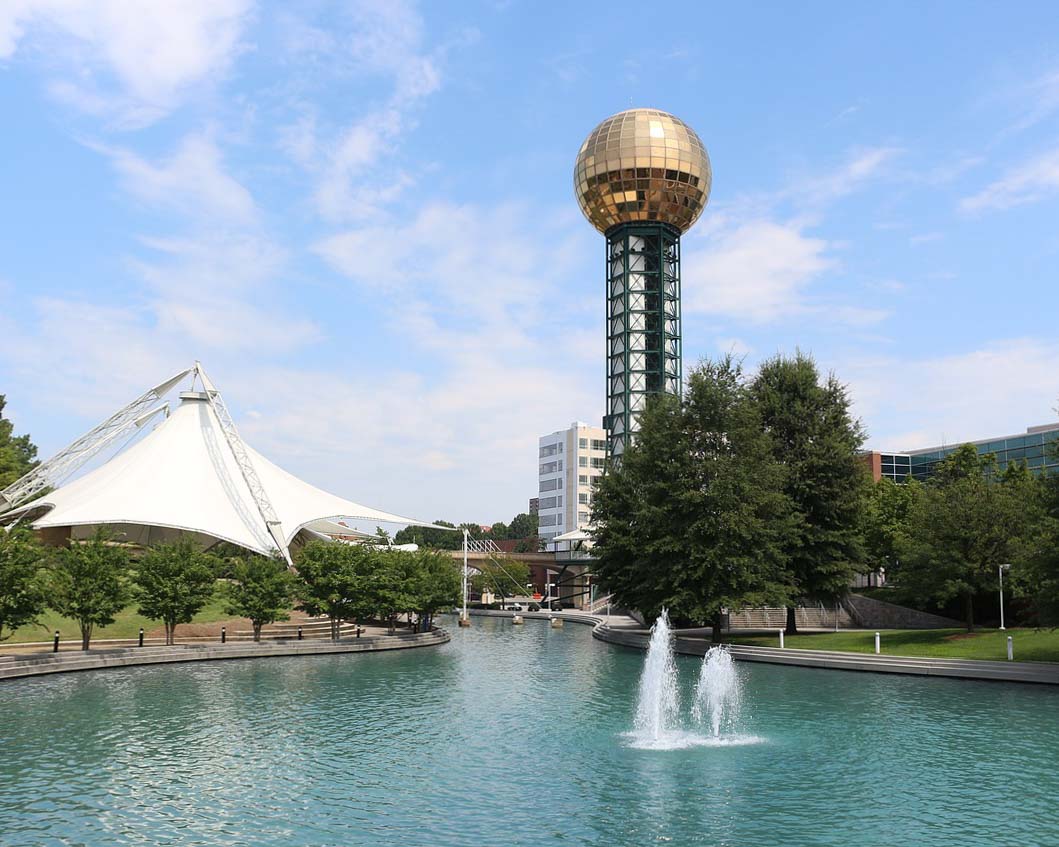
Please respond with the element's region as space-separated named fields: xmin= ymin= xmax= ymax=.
xmin=574 ymin=108 xmax=711 ymax=460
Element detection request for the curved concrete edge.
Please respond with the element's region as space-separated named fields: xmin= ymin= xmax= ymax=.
xmin=0 ymin=629 xmax=450 ymax=681
xmin=592 ymin=626 xmax=1059 ymax=686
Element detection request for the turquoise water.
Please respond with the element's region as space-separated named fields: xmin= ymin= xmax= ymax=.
xmin=1 ymin=617 xmax=1057 ymax=846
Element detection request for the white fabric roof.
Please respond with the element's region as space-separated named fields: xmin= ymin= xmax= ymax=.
xmin=552 ymin=527 xmax=592 ymax=542
xmin=2 ymin=396 xmax=441 ymax=555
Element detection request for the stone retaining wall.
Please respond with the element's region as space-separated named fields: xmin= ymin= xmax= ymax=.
xmin=0 ymin=629 xmax=449 ymax=681
xmin=845 ymin=593 xmax=961 ymax=629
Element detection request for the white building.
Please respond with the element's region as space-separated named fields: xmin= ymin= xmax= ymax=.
xmin=537 ymin=422 xmax=607 ymax=544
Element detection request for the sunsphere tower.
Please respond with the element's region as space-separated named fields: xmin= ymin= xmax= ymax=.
xmin=574 ymin=108 xmax=711 ymax=460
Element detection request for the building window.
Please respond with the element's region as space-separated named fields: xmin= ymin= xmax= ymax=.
xmin=579 ymin=475 xmax=588 ymax=485
xmin=540 ymin=461 xmax=558 ymax=474
xmin=579 ymin=457 xmax=588 ymax=468
xmin=539 ymin=515 xmax=557 ymax=527
xmin=579 ymin=493 xmax=589 ymax=504
xmin=591 ymin=439 xmax=607 ymax=451
xmin=556 ymin=442 xmax=563 ymax=453
xmin=539 ymin=479 xmax=560 ymax=492
xmin=590 ymin=457 xmax=605 ymax=469
xmin=579 ymin=437 xmax=588 ymax=449
xmin=556 ymin=496 xmax=563 ymax=507
xmin=539 ymin=444 xmax=558 ymax=458
xmin=539 ymin=496 xmax=557 ymax=509
xmin=578 ymin=511 xmax=590 ymax=524
xmin=557 ymin=460 xmax=563 ymax=471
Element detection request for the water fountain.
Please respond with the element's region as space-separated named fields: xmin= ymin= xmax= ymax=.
xmin=628 ymin=619 xmax=760 ymax=750
xmin=631 ymin=609 xmax=680 ymax=745
xmin=692 ymin=645 xmax=741 ymax=737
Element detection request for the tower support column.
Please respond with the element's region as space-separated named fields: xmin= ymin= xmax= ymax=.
xmin=603 ymin=221 xmax=682 ymax=459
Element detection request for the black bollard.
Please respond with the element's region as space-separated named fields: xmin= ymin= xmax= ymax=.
xmin=356 ymin=626 xmax=362 ymax=639
xmin=53 ymin=631 xmax=60 ymax=653
xmin=221 ymin=626 xmax=226 ymax=644
xmin=138 ymin=628 xmax=144 ymax=648
xmin=298 ymin=626 xmax=303 ymax=640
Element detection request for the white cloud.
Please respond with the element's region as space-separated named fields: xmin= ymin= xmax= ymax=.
xmin=104 ymin=134 xmax=258 ymax=224
xmin=0 ymin=0 xmax=252 ymax=126
xmin=961 ymin=147 xmax=1059 ymax=213
xmin=796 ymin=146 xmax=903 ymax=209
xmin=848 ymin=339 xmax=1059 ymax=450
xmin=682 ymin=219 xmax=835 ymax=323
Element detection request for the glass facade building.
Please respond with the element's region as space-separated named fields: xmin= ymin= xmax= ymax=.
xmin=867 ymin=422 xmax=1059 ymax=482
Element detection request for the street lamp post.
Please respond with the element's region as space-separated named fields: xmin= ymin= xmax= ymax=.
xmin=998 ymin=563 xmax=1012 ymax=631
xmin=459 ymin=528 xmax=470 ymax=627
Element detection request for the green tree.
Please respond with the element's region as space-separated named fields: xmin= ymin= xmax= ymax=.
xmin=133 ymin=539 xmax=217 ymax=645
xmin=508 ymin=512 xmax=539 ymax=540
xmin=750 ymin=352 xmax=868 ymax=634
xmin=373 ymin=549 xmax=417 ymax=633
xmin=50 ymin=532 xmax=129 ymax=650
xmin=0 ymin=526 xmax=49 ymax=641
xmin=862 ymin=477 xmax=920 ymax=577
xmin=899 ymin=445 xmax=1034 ymax=629
xmin=223 ymin=554 xmax=298 ymax=641
xmin=1025 ymin=441 xmax=1059 ymax=624
xmin=592 ymin=357 xmax=795 ymax=638
xmin=409 ymin=549 xmax=461 ymax=631
xmin=470 ymin=556 xmax=531 ymax=608
xmin=488 ymin=521 xmax=510 ymax=540
xmin=0 ymin=395 xmax=40 ymax=489
xmin=393 ymin=520 xmax=463 ymax=550
xmin=296 ymin=541 xmax=361 ymax=640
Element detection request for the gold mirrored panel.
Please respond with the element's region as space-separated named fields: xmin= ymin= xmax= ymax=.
xmin=574 ymin=108 xmax=711 ymax=234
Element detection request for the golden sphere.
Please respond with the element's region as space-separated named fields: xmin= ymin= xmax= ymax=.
xmin=574 ymin=108 xmax=711 ymax=234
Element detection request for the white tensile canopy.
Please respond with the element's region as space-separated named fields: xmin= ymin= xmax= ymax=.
xmin=0 ymin=370 xmax=443 ymax=560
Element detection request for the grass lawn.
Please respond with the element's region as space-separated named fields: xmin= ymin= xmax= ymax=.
xmin=725 ymin=627 xmax=1059 ymax=663
xmin=5 ymin=593 xmax=238 ymax=644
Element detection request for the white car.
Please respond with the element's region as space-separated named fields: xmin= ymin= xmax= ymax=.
xmin=508 ymin=603 xmax=523 ymax=611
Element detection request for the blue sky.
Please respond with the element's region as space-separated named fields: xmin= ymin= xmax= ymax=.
xmin=2 ymin=1 xmax=1059 ymax=524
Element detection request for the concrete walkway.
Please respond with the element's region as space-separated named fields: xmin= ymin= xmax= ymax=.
xmin=0 ymin=629 xmax=449 ymax=681
xmin=468 ymin=609 xmax=1059 ymax=686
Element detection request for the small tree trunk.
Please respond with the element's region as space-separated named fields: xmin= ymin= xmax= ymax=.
xmin=711 ymin=613 xmax=723 ymax=644
xmin=80 ymin=623 xmax=92 ymax=651
xmin=785 ymin=606 xmax=798 ymax=636
xmin=963 ymin=592 xmax=975 ymax=631
xmin=166 ymin=621 xmax=175 ymax=646
xmin=253 ymin=622 xmax=262 ymax=642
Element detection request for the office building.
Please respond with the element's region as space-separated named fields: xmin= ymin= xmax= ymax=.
xmin=537 ymin=422 xmax=607 ymax=543
xmin=863 ymin=422 xmax=1059 ymax=482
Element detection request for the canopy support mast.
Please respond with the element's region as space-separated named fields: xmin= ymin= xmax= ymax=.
xmin=194 ymin=362 xmax=294 ymax=568
xmin=0 ymin=367 xmax=193 ymax=513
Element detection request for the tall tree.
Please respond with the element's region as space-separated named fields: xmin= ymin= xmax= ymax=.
xmin=296 ymin=541 xmax=366 ymax=640
xmin=0 ymin=395 xmax=40 ymax=489
xmin=862 ymin=477 xmax=920 ymax=578
xmin=750 ymin=352 xmax=868 ymax=634
xmin=409 ymin=549 xmax=461 ymax=632
xmin=1025 ymin=438 xmax=1059 ymax=624
xmin=223 ymin=554 xmax=298 ymax=641
xmin=0 ymin=526 xmax=48 ymax=641
xmin=592 ymin=357 xmax=795 ymax=637
xmin=899 ymin=445 xmax=1034 ymax=629
xmin=374 ymin=549 xmax=417 ymax=633
xmin=133 ymin=539 xmax=217 ymax=645
xmin=507 ymin=512 xmax=539 ymax=540
xmin=50 ymin=532 xmax=129 ymax=650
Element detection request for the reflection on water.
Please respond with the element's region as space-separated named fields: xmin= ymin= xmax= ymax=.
xmin=1 ymin=616 xmax=1058 ymax=846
